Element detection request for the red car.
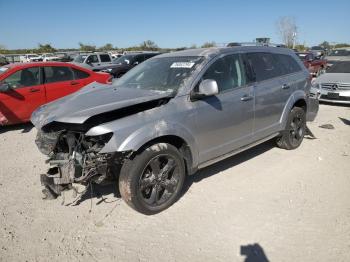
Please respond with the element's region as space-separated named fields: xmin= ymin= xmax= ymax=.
xmin=0 ymin=62 xmax=112 ymax=125
xmin=296 ymin=52 xmax=327 ymax=76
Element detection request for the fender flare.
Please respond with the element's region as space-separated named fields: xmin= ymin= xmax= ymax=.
xmin=280 ymin=91 xmax=307 ymax=129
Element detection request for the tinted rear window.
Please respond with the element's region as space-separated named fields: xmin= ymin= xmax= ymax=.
xmin=100 ymin=54 xmax=111 ymax=62
xmin=275 ymin=54 xmax=302 ymax=74
xmin=73 ymin=68 xmax=90 ymax=79
xmin=245 ymin=52 xmax=282 ymax=81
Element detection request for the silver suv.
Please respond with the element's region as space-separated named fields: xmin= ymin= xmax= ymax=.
xmin=32 ymin=46 xmax=319 ymax=214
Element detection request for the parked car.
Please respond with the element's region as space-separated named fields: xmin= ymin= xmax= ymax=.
xmin=72 ymin=52 xmax=113 ymax=68
xmin=0 ymin=55 xmax=9 ymax=66
xmin=310 ymin=46 xmax=325 ymax=58
xmin=41 ymin=53 xmax=60 ymax=62
xmin=312 ymin=61 xmax=350 ymax=104
xmin=100 ymin=52 xmax=160 ymax=78
xmin=325 ymin=48 xmax=350 ymax=67
xmin=296 ymin=52 xmax=327 ymax=76
xmin=19 ymin=54 xmax=43 ymax=63
xmin=31 ymin=46 xmax=318 ymax=214
xmin=0 ymin=62 xmax=111 ymax=125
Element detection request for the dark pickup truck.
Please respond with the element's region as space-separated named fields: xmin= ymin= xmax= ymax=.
xmin=296 ymin=52 xmax=327 ymax=76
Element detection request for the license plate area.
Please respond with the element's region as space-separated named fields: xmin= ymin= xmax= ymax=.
xmin=327 ymin=92 xmax=339 ymax=99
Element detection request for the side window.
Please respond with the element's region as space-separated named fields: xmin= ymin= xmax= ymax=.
xmin=202 ymin=54 xmax=246 ymax=92
xmin=44 ymin=66 xmax=74 ymax=83
xmin=4 ymin=67 xmax=40 ymax=88
xmin=245 ymin=52 xmax=282 ymax=81
xmin=86 ymin=55 xmax=98 ymax=63
xmin=276 ymin=54 xmax=302 ymax=74
xmin=72 ymin=68 xmax=90 ymax=79
xmin=100 ymin=54 xmax=111 ymax=62
xmin=134 ymin=55 xmax=145 ymax=64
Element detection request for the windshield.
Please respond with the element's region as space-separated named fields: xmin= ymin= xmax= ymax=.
xmin=115 ymin=56 xmax=204 ymax=93
xmin=0 ymin=66 xmax=10 ymax=76
xmin=113 ymin=55 xmax=135 ymax=65
xmin=326 ymin=62 xmax=350 ymax=73
xmin=73 ymin=55 xmax=87 ymax=63
xmin=297 ymin=53 xmax=308 ymax=60
xmin=328 ymin=49 xmax=350 ymax=56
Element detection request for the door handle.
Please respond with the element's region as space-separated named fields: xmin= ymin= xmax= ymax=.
xmin=240 ymin=95 xmax=253 ymax=101
xmin=282 ymin=84 xmax=290 ymax=90
xmin=70 ymin=81 xmax=79 ymax=85
xmin=29 ymin=88 xmax=40 ymax=93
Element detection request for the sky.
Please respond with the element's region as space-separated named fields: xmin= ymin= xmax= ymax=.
xmin=1 ymin=0 xmax=349 ymax=49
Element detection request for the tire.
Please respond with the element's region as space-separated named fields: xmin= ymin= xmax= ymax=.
xmin=119 ymin=143 xmax=186 ymax=215
xmin=276 ymin=107 xmax=306 ymax=150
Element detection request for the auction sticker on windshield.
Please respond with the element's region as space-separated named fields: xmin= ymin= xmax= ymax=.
xmin=170 ymin=62 xmax=195 ymax=68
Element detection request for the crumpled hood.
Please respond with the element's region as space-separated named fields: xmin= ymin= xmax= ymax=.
xmin=314 ymin=73 xmax=350 ymax=84
xmin=31 ymin=82 xmax=172 ymax=129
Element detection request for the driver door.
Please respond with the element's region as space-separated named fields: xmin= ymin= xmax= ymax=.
xmin=0 ymin=67 xmax=45 ymax=124
xmin=86 ymin=54 xmax=100 ymax=67
xmin=192 ymin=54 xmax=254 ymax=164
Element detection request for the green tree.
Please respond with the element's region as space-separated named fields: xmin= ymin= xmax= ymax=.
xmin=99 ymin=43 xmax=114 ymax=51
xmin=139 ymin=40 xmax=159 ymax=51
xmin=334 ymin=43 xmax=350 ymax=48
xmin=318 ymin=41 xmax=331 ymax=50
xmin=201 ymin=41 xmax=216 ymax=48
xmin=38 ymin=43 xmax=56 ymax=53
xmin=78 ymin=42 xmax=96 ymax=52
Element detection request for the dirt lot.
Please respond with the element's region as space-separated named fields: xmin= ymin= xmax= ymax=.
xmin=0 ymin=104 xmax=349 ymax=262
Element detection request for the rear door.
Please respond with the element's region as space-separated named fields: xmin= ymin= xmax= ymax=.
xmin=193 ymin=54 xmax=254 ymax=163
xmin=0 ymin=66 xmax=45 ymax=123
xmin=99 ymin=54 xmax=112 ymax=65
xmin=244 ymin=52 xmax=290 ymax=140
xmin=43 ymin=66 xmax=83 ymax=103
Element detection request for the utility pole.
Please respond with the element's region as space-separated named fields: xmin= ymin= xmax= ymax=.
xmin=292 ymin=32 xmax=297 ymax=49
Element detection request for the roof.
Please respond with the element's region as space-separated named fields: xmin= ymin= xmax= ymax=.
xmin=2 ymin=62 xmax=91 ymax=71
xmin=157 ymin=46 xmax=294 ymax=59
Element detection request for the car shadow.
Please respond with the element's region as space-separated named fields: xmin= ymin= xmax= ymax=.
xmin=0 ymin=122 xmax=33 ymax=134
xmin=240 ymin=243 xmax=270 ymax=262
xmin=339 ymin=117 xmax=350 ymax=126
xmin=181 ymin=140 xmax=275 ymax=197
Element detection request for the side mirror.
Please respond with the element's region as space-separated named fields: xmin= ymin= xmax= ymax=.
xmin=133 ymin=61 xmax=139 ymax=66
xmin=192 ymin=79 xmax=219 ymax=100
xmin=0 ymin=83 xmax=11 ymax=92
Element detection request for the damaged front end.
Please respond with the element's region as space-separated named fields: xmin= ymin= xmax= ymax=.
xmin=36 ymin=129 xmax=122 ymax=199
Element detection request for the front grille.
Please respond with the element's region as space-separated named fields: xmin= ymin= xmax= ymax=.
xmin=320 ymin=95 xmax=350 ymax=101
xmin=321 ymin=82 xmax=350 ymax=91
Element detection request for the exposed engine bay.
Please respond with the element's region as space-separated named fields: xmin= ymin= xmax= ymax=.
xmin=32 ymin=90 xmax=173 ymax=199
xmin=36 ymin=130 xmax=123 ymax=199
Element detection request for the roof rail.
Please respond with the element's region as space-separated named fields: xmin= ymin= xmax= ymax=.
xmin=224 ymin=42 xmax=287 ymax=48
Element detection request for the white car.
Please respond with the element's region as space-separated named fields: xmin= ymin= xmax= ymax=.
xmin=41 ymin=53 xmax=60 ymax=62
xmin=19 ymin=54 xmax=43 ymax=63
xmin=313 ymin=61 xmax=350 ymax=104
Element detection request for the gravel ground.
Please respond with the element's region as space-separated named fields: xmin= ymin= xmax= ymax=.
xmin=0 ymin=103 xmax=349 ymax=262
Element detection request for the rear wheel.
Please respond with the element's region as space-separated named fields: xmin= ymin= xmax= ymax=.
xmin=119 ymin=143 xmax=185 ymax=215
xmin=277 ymin=107 xmax=306 ymax=150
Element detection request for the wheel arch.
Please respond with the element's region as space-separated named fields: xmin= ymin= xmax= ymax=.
xmin=280 ymin=91 xmax=307 ymax=130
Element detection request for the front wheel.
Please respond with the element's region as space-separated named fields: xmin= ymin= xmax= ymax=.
xmin=119 ymin=143 xmax=186 ymax=215
xmin=276 ymin=107 xmax=306 ymax=150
